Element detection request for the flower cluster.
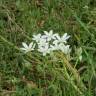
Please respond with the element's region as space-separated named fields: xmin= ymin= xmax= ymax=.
xmin=20 ymin=30 xmax=71 ymax=56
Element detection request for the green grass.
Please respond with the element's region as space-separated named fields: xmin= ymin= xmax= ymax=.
xmin=0 ymin=0 xmax=96 ymax=96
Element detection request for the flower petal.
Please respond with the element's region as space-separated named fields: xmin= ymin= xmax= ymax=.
xmin=22 ymin=42 xmax=28 ymax=49
xmin=63 ymin=33 xmax=70 ymax=40
xmin=55 ymin=34 xmax=61 ymax=40
xmin=49 ymin=30 xmax=53 ymax=35
xmin=44 ymin=31 xmax=48 ymax=35
xmin=29 ymin=42 xmax=33 ymax=49
xmin=20 ymin=48 xmax=27 ymax=51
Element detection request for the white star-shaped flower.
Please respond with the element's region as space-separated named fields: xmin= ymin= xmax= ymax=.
xmin=50 ymin=42 xmax=71 ymax=54
xmin=32 ymin=34 xmax=41 ymax=43
xmin=20 ymin=30 xmax=71 ymax=56
xmin=42 ymin=30 xmax=58 ymax=41
xmin=54 ymin=33 xmax=70 ymax=44
xmin=37 ymin=38 xmax=47 ymax=46
xmin=59 ymin=43 xmax=71 ymax=54
xmin=38 ymin=43 xmax=50 ymax=56
xmin=20 ymin=42 xmax=35 ymax=53
xmin=50 ymin=42 xmax=60 ymax=51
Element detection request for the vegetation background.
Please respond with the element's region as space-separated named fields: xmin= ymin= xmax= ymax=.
xmin=0 ymin=0 xmax=96 ymax=96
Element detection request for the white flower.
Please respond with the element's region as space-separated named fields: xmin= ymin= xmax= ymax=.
xmin=20 ymin=42 xmax=35 ymax=53
xmin=37 ymin=38 xmax=47 ymax=46
xmin=54 ymin=33 xmax=70 ymax=44
xmin=38 ymin=43 xmax=50 ymax=56
xmin=42 ymin=30 xmax=58 ymax=41
xmin=50 ymin=42 xmax=60 ymax=51
xmin=32 ymin=34 xmax=41 ymax=42
xmin=59 ymin=43 xmax=71 ymax=54
xmin=50 ymin=42 xmax=71 ymax=54
xmin=20 ymin=30 xmax=71 ymax=56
